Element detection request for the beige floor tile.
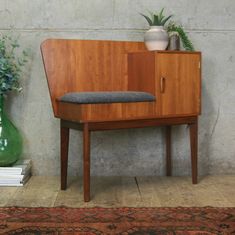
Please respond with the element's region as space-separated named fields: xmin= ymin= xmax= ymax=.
xmin=137 ymin=176 xmax=234 ymax=207
xmin=1 ymin=175 xmax=235 ymax=207
xmin=54 ymin=177 xmax=84 ymax=207
xmin=198 ymin=175 xmax=235 ymax=206
xmin=25 ymin=176 xmax=60 ymax=190
xmin=137 ymin=177 xmax=187 ymax=207
xmin=134 ymin=177 xmax=162 ymax=207
xmin=55 ymin=176 xmax=141 ymax=208
xmin=6 ymin=176 xmax=59 ymax=207
xmin=6 ymin=198 xmax=57 ymax=207
xmin=200 ymin=175 xmax=235 ymax=186
xmin=177 ymin=185 xmax=230 ymax=207
xmin=0 ymin=187 xmax=18 ymax=206
xmin=91 ymin=177 xmax=141 ymax=206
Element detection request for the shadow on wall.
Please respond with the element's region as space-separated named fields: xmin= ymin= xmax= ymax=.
xmin=199 ymin=57 xmax=217 ymax=175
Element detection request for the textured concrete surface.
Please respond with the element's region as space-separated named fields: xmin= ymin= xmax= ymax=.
xmin=2 ymin=175 xmax=235 ymax=207
xmin=0 ymin=0 xmax=234 ymax=176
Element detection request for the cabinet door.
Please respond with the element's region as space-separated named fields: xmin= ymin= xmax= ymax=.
xmin=156 ymin=53 xmax=201 ymax=116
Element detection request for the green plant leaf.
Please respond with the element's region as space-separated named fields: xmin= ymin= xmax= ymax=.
xmin=161 ymin=15 xmax=173 ymax=26
xmin=167 ymin=23 xmax=195 ymax=51
xmin=141 ymin=9 xmax=172 ymax=26
xmin=147 ymin=10 xmax=154 ymax=23
xmin=158 ymin=8 xmax=165 ymax=22
xmin=0 ymin=34 xmax=29 ymax=94
xmin=140 ymin=13 xmax=153 ymax=26
xmin=153 ymin=14 xmax=159 ymax=25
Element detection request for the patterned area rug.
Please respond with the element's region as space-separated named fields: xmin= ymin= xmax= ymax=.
xmin=0 ymin=207 xmax=234 ymax=234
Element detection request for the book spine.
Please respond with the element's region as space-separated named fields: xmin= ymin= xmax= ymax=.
xmin=0 ymin=183 xmax=23 ymax=186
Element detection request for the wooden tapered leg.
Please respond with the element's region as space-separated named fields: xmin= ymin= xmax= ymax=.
xmin=166 ymin=126 xmax=172 ymax=176
xmin=189 ymin=119 xmax=198 ymax=184
xmin=61 ymin=122 xmax=69 ymax=190
xmin=83 ymin=123 xmax=91 ymax=202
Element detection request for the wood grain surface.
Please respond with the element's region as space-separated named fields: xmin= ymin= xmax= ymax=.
xmin=41 ymin=39 xmax=201 ymax=122
xmin=41 ymin=40 xmax=201 ymax=201
xmin=41 ymin=39 xmax=147 ymax=120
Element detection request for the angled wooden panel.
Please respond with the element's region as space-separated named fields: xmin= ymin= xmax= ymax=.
xmin=41 ymin=39 xmax=146 ymax=117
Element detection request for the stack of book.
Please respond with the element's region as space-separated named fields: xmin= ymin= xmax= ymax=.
xmin=0 ymin=159 xmax=32 ymax=186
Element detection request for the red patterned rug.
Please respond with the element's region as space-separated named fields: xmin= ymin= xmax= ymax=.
xmin=0 ymin=207 xmax=234 ymax=234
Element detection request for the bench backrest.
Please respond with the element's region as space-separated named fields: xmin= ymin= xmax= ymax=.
xmin=41 ymin=39 xmax=146 ymax=116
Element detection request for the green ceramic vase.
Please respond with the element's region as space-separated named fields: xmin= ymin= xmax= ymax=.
xmin=0 ymin=95 xmax=22 ymax=166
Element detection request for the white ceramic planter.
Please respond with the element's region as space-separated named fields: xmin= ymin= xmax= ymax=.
xmin=144 ymin=26 xmax=169 ymax=51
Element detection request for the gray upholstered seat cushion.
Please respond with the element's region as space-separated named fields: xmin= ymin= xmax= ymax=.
xmin=59 ymin=91 xmax=156 ymax=104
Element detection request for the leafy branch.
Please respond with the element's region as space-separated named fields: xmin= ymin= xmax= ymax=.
xmin=167 ymin=22 xmax=195 ymax=51
xmin=0 ymin=34 xmax=29 ymax=95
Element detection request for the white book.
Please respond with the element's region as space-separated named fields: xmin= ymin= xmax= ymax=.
xmin=0 ymin=173 xmax=31 ymax=186
xmin=0 ymin=183 xmax=24 ymax=187
xmin=0 ymin=174 xmax=24 ymax=181
xmin=0 ymin=159 xmax=31 ymax=175
xmin=0 ymin=167 xmax=31 ymax=177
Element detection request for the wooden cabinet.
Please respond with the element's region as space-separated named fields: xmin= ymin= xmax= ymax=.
xmin=42 ymin=39 xmax=201 ymax=202
xmin=128 ymin=51 xmax=201 ymax=117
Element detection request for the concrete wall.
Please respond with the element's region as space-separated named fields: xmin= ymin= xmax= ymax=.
xmin=0 ymin=0 xmax=234 ymax=176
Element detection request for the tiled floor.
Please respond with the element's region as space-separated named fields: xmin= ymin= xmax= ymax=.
xmin=0 ymin=175 xmax=235 ymax=207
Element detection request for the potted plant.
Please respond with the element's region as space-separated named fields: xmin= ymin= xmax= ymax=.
xmin=140 ymin=8 xmax=172 ymax=51
xmin=0 ymin=34 xmax=28 ymax=166
xmin=167 ymin=22 xmax=195 ymax=51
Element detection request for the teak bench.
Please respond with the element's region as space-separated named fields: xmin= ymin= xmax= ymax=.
xmin=41 ymin=39 xmax=201 ymax=202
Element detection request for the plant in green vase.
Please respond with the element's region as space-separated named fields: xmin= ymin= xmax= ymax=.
xmin=0 ymin=34 xmax=28 ymax=166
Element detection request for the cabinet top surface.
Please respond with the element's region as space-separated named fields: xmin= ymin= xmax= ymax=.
xmin=128 ymin=50 xmax=201 ymax=55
